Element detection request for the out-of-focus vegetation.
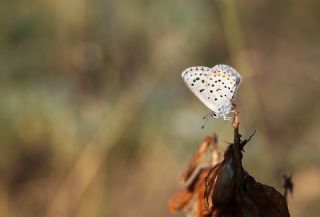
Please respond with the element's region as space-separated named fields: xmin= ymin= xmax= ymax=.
xmin=0 ymin=0 xmax=319 ymax=217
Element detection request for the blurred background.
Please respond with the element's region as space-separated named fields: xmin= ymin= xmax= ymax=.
xmin=0 ymin=0 xmax=319 ymax=216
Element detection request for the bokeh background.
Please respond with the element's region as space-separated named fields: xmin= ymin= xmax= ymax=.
xmin=1 ymin=0 xmax=320 ymax=217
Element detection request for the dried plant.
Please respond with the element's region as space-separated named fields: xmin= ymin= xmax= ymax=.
xmin=168 ymin=135 xmax=222 ymax=217
xmin=203 ymin=106 xmax=290 ymax=217
xmin=169 ymin=105 xmax=291 ymax=217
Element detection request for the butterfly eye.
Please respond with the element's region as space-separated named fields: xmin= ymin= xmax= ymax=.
xmin=213 ymin=113 xmax=218 ymax=118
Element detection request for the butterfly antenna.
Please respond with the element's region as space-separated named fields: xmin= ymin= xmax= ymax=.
xmin=201 ymin=113 xmax=211 ymax=129
xmin=202 ymin=112 xmax=211 ymax=120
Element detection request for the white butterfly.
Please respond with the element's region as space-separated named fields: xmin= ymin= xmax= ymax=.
xmin=182 ymin=64 xmax=241 ymax=121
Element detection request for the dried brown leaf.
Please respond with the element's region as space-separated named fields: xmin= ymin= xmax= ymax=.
xmin=204 ymin=144 xmax=290 ymax=217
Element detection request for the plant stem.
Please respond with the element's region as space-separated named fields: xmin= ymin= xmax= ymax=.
xmin=232 ymin=104 xmax=244 ymax=190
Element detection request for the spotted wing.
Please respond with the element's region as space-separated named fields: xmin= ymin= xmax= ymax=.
xmin=206 ymin=64 xmax=241 ymax=115
xmin=181 ymin=66 xmax=219 ymax=113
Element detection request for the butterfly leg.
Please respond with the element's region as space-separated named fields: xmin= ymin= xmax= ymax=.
xmin=223 ymin=115 xmax=233 ymax=121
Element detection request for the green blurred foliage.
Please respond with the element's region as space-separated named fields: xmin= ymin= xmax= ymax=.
xmin=0 ymin=0 xmax=319 ymax=217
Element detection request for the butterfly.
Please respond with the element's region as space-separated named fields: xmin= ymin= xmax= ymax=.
xmin=181 ymin=64 xmax=241 ymax=122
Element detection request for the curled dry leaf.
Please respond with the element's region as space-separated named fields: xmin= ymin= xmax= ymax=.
xmin=180 ymin=135 xmax=218 ymax=184
xmin=168 ymin=188 xmax=194 ymax=214
xmin=168 ymin=134 xmax=221 ymax=217
xmin=204 ymin=146 xmax=236 ymax=210
xmin=168 ymin=168 xmax=210 ymax=216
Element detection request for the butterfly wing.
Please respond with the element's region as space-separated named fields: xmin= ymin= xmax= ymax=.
xmin=181 ymin=66 xmax=219 ymax=113
xmin=182 ymin=64 xmax=242 ymax=117
xmin=206 ymin=64 xmax=242 ymax=115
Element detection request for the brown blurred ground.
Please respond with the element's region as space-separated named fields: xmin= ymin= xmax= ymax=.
xmin=0 ymin=0 xmax=319 ymax=217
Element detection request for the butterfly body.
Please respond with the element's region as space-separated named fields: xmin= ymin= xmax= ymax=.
xmin=182 ymin=64 xmax=241 ymax=120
